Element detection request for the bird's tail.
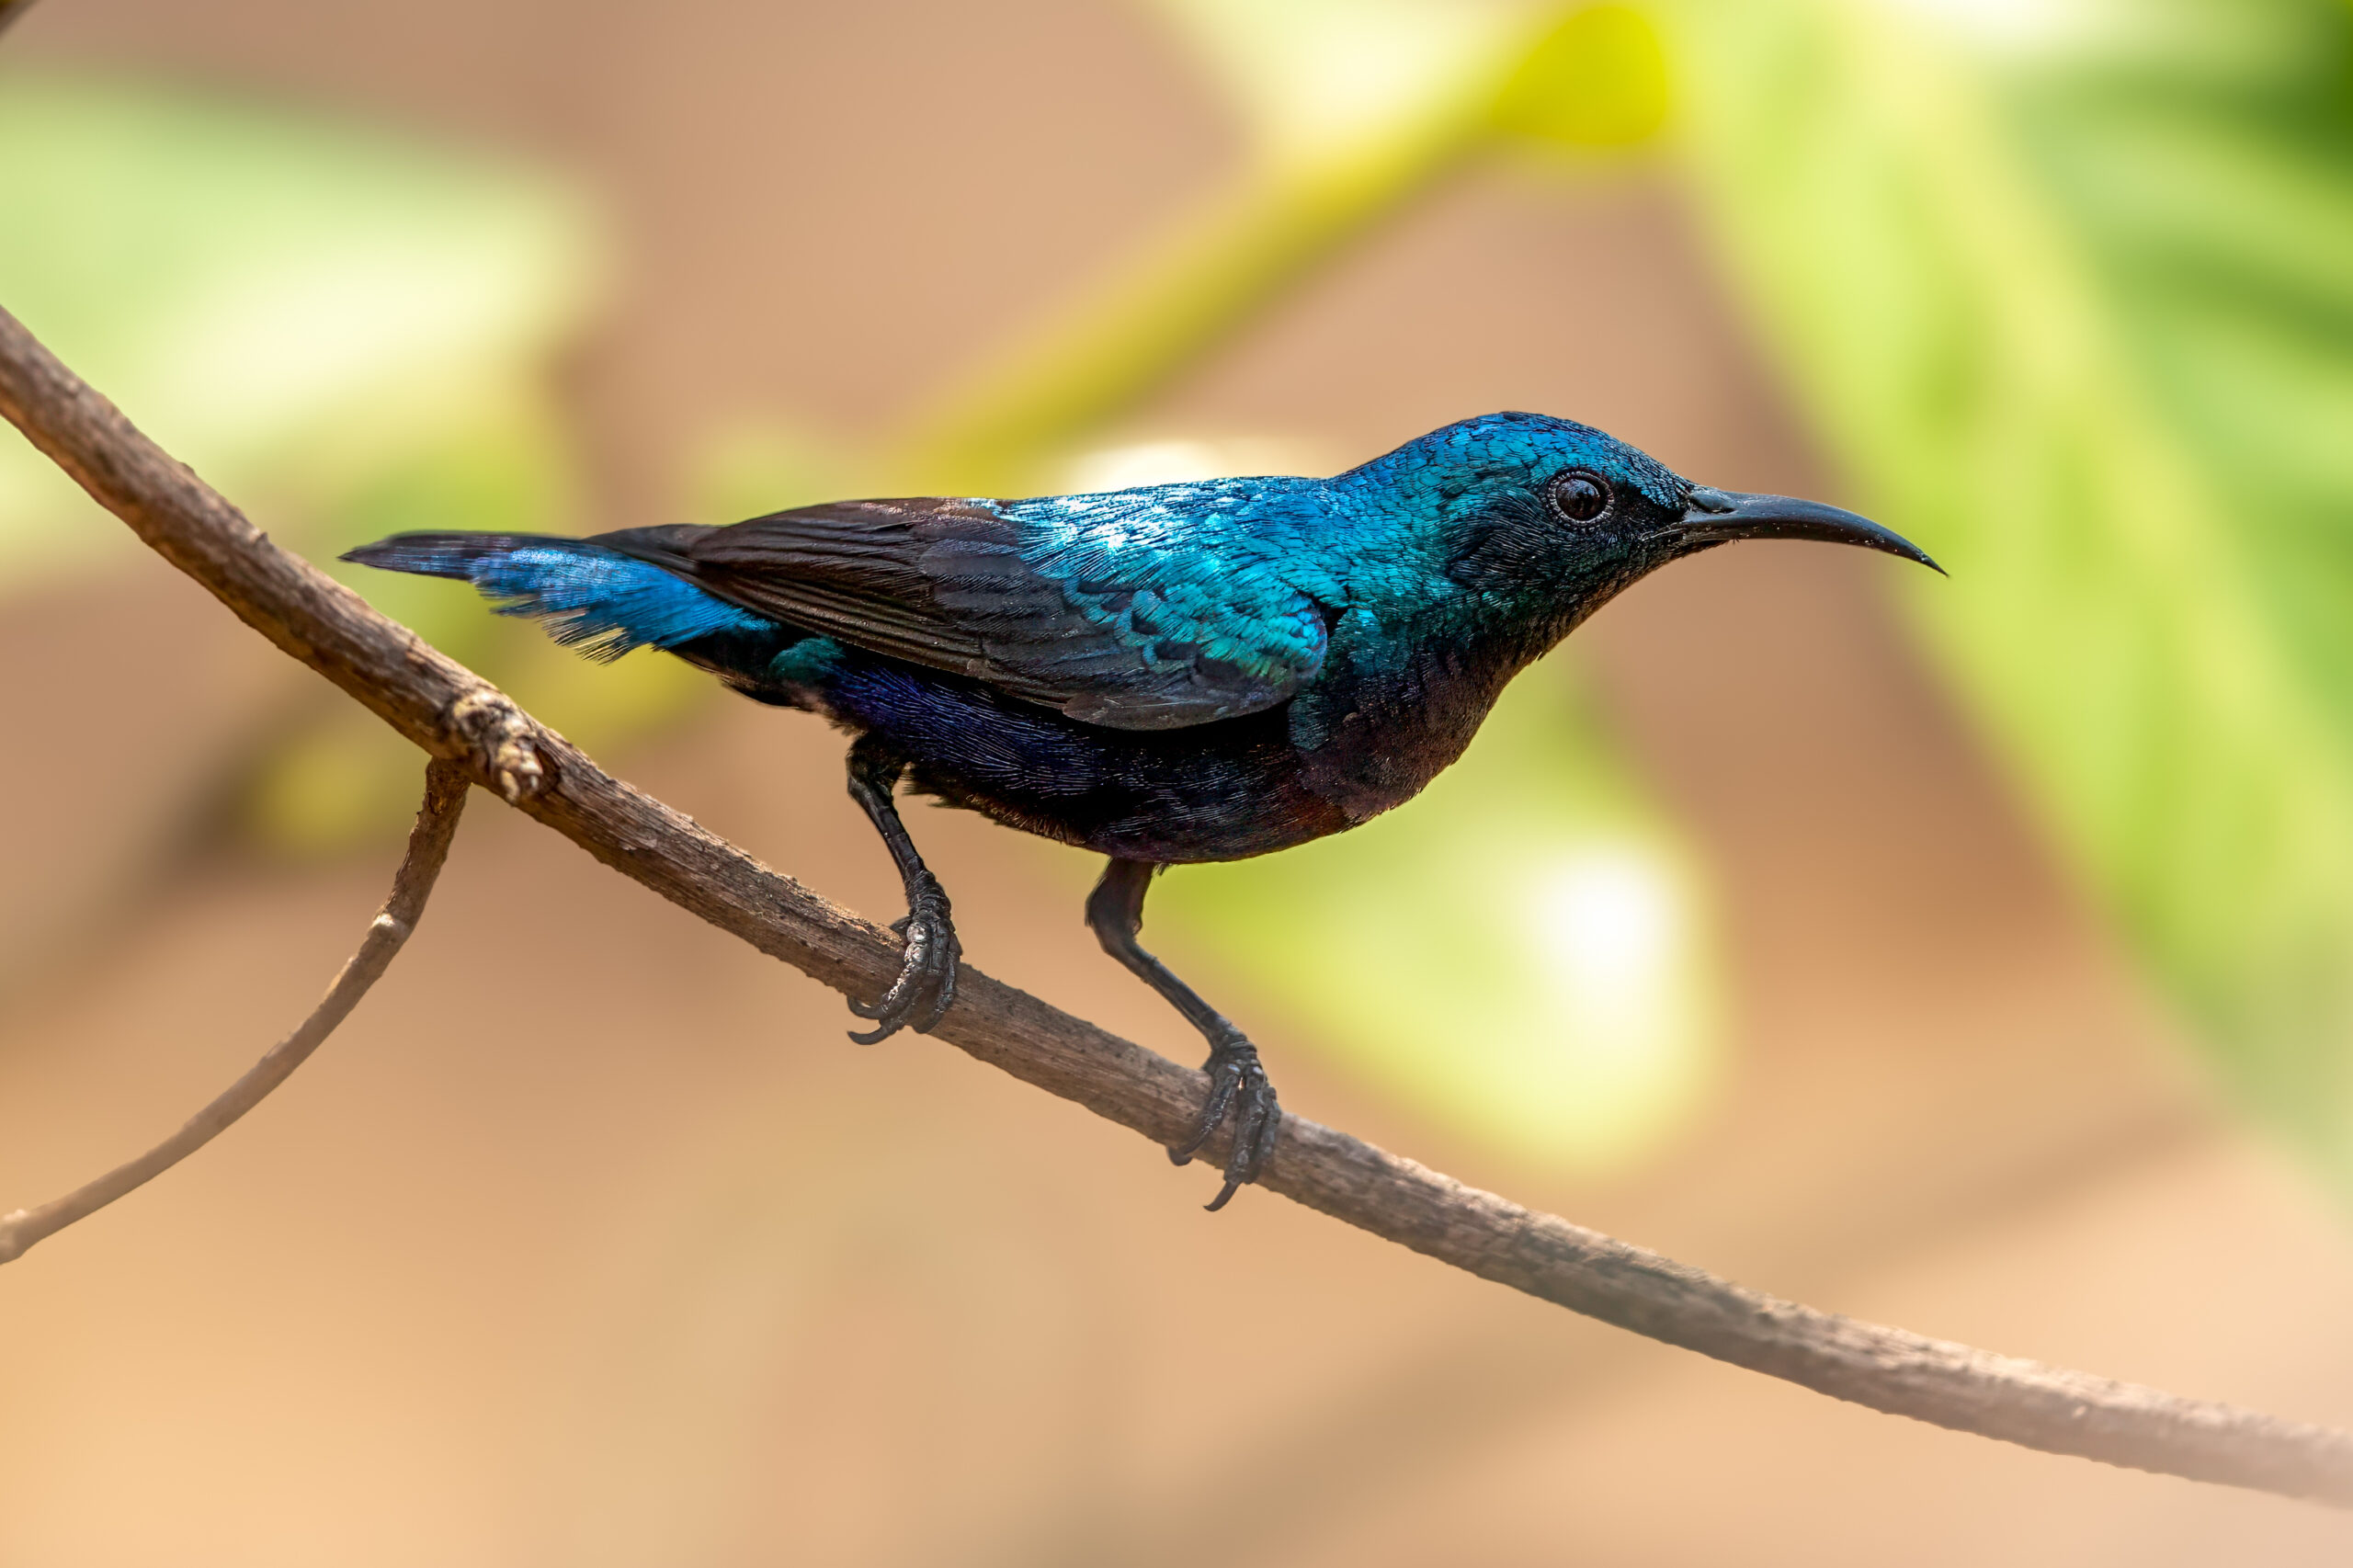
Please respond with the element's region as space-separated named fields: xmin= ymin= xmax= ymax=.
xmin=341 ymin=530 xmax=773 ymax=659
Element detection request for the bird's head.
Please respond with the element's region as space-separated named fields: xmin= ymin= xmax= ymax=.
xmin=1339 ymin=412 xmax=1937 ymax=633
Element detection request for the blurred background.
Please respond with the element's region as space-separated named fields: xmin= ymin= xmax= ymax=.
xmin=5 ymin=0 xmax=2353 ymax=1561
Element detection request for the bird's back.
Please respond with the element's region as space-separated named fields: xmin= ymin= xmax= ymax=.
xmin=342 ymin=458 xmax=1557 ymax=858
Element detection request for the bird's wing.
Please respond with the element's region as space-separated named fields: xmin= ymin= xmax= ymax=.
xmin=602 ymin=490 xmax=1332 ymax=730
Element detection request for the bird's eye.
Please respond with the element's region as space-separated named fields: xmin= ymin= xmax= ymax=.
xmin=1551 ymin=470 xmax=1611 ymax=523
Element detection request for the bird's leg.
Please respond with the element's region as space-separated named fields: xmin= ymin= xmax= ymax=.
xmin=843 ymin=733 xmax=961 ymax=1044
xmin=1086 ymin=858 xmax=1280 ymax=1210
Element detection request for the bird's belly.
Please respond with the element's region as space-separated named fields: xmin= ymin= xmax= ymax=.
xmin=819 ymin=657 xmax=1352 ymax=864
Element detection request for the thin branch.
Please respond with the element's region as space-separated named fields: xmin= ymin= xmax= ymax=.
xmin=0 ymin=758 xmax=469 ymax=1264
xmin=0 ymin=1 xmax=36 ymax=43
xmin=3 ymin=306 xmax=2350 ymax=1506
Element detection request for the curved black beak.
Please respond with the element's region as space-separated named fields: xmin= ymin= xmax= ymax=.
xmin=1677 ymin=487 xmax=1942 ymax=574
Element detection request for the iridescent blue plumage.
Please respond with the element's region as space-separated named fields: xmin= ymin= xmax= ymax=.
xmin=346 ymin=412 xmax=1935 ymax=1207
xmin=990 ymin=478 xmax=1333 ymax=721
xmin=353 ymin=532 xmax=774 ymax=657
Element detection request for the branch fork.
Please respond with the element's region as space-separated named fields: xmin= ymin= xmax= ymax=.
xmin=447 ymin=687 xmax=547 ymax=801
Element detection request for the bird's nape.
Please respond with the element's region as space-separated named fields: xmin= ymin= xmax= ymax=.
xmin=1676 ymin=487 xmax=1942 ymax=574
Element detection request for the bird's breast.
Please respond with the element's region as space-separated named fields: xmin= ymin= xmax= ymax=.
xmin=1286 ymin=637 xmax=1522 ymax=826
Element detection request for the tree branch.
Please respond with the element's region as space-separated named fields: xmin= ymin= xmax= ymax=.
xmin=0 ymin=756 xmax=468 ymax=1264
xmin=3 ymin=303 xmax=2349 ymax=1506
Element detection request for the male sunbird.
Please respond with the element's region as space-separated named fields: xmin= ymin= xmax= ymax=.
xmin=348 ymin=413 xmax=1935 ymax=1208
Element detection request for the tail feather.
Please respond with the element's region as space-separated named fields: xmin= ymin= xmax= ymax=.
xmin=342 ymin=531 xmax=776 ymax=660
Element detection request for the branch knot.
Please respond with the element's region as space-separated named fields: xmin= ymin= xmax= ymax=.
xmin=446 ymin=688 xmax=547 ymax=802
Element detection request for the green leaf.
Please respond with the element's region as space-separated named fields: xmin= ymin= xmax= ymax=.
xmin=1668 ymin=0 xmax=2353 ymax=1176
xmin=1493 ymin=5 xmax=1671 ymax=148
xmin=0 ymin=71 xmax=601 ymax=585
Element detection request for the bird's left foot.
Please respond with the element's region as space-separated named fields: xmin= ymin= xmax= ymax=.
xmin=848 ymin=872 xmax=961 ymax=1044
xmin=1167 ymin=1030 xmax=1281 ymax=1210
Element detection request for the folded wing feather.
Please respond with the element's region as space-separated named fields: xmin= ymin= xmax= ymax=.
xmin=597 ymin=493 xmax=1329 ymax=731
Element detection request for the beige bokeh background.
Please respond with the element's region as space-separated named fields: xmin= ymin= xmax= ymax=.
xmin=5 ymin=2 xmax=2353 ymax=1562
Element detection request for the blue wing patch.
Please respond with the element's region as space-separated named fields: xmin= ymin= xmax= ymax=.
xmin=608 ymin=483 xmax=1337 ymax=731
xmin=938 ymin=483 xmax=1331 ymax=727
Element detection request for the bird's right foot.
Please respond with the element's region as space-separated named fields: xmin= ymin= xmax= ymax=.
xmin=847 ymin=871 xmax=960 ymax=1044
xmin=1167 ymin=1030 xmax=1282 ymax=1211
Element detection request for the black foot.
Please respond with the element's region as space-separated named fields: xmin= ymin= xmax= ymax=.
xmin=847 ymin=872 xmax=961 ymax=1044
xmin=1167 ymin=1033 xmax=1281 ymax=1211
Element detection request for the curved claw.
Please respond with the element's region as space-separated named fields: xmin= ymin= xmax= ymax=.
xmin=910 ymin=949 xmax=959 ymax=1034
xmin=846 ymin=915 xmax=917 ymax=1020
xmin=1205 ymin=1074 xmax=1280 ymax=1211
xmin=1168 ymin=1062 xmax=1245 ymax=1165
xmin=1167 ymin=1037 xmax=1280 ymax=1210
xmin=847 ymin=881 xmax=961 ymax=1045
